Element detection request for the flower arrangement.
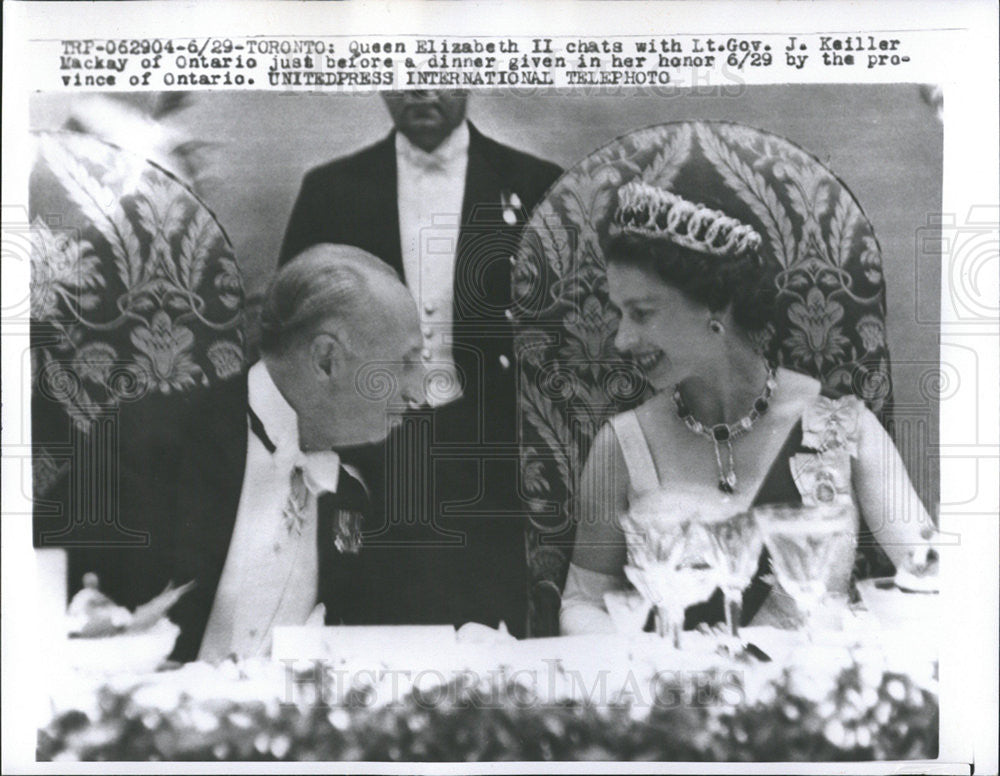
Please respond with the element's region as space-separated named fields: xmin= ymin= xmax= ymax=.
xmin=38 ymin=661 xmax=937 ymax=762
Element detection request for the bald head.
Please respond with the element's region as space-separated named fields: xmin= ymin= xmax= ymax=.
xmin=260 ymin=244 xmax=425 ymax=449
xmin=260 ymin=244 xmax=400 ymax=357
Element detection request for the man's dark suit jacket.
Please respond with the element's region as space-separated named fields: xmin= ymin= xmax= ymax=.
xmin=41 ymin=376 xmax=364 ymax=663
xmin=278 ymin=123 xmax=562 ymax=637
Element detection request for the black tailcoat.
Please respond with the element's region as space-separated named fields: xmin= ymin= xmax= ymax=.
xmin=278 ymin=124 xmax=562 ymax=637
xmin=45 ymin=377 xmax=363 ymax=662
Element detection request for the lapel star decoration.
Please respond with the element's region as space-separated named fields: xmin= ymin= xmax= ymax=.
xmin=333 ymin=510 xmax=363 ymax=555
xmin=331 ymin=464 xmax=366 ymax=555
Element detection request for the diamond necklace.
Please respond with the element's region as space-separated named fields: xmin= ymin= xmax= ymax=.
xmin=672 ymin=365 xmax=778 ymax=494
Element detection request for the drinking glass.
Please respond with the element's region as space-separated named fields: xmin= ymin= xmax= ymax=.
xmin=753 ymin=502 xmax=857 ymax=636
xmin=702 ymin=511 xmax=764 ymax=637
xmin=621 ymin=516 xmax=720 ymax=648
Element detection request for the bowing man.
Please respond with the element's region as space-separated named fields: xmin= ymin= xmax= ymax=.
xmin=63 ymin=245 xmax=425 ymax=662
xmin=278 ymin=91 xmax=562 ymax=637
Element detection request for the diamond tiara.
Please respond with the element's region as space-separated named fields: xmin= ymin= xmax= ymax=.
xmin=610 ymin=181 xmax=763 ymax=259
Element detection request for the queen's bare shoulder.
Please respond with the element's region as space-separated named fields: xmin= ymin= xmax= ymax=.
xmin=771 ymin=368 xmax=823 ymax=416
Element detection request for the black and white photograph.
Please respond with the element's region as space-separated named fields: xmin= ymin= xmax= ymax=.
xmin=2 ymin=1 xmax=998 ymax=773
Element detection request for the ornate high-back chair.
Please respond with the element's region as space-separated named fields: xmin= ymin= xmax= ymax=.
xmin=30 ymin=130 xmax=245 ymax=551
xmin=514 ymin=121 xmax=895 ymax=637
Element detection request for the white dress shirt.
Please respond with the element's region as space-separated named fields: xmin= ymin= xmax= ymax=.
xmin=198 ymin=362 xmax=337 ymax=662
xmin=395 ymin=121 xmax=469 ymax=406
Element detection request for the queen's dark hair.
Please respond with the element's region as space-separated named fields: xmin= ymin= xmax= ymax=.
xmin=604 ymin=231 xmax=778 ymax=336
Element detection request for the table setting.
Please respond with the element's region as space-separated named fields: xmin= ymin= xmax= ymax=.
xmin=36 ymin=500 xmax=940 ymax=762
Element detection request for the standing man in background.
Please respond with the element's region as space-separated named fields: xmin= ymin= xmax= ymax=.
xmin=279 ymin=91 xmax=562 ymax=637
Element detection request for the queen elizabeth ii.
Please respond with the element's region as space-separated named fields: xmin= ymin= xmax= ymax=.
xmin=560 ymin=182 xmax=937 ymax=635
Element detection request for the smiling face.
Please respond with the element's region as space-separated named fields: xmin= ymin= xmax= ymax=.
xmin=381 ymin=91 xmax=469 ymax=152
xmin=607 ymin=261 xmax=718 ymax=389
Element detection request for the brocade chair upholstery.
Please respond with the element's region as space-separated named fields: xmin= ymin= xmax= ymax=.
xmin=30 ymin=130 xmax=245 ymax=553
xmin=514 ymin=121 xmax=895 ymax=637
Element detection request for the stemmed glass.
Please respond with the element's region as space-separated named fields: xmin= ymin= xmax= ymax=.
xmin=621 ymin=512 xmax=720 ymax=649
xmin=702 ymin=511 xmax=764 ymax=638
xmin=753 ymin=502 xmax=857 ymax=636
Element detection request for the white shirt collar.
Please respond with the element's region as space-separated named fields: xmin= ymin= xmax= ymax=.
xmin=247 ymin=361 xmax=350 ymax=494
xmin=395 ymin=120 xmax=470 ymax=171
xmin=248 ymin=360 xmax=301 ymax=454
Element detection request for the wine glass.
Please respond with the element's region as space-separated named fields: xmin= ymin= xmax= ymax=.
xmin=621 ymin=513 xmax=720 ymax=648
xmin=753 ymin=502 xmax=857 ymax=636
xmin=621 ymin=516 xmax=684 ymax=646
xmin=702 ymin=511 xmax=764 ymax=637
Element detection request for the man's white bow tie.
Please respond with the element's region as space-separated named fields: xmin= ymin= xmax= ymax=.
xmin=294 ymin=450 xmax=342 ymax=496
xmin=401 ymin=143 xmax=450 ymax=172
xmin=247 ymin=405 xmax=345 ymax=535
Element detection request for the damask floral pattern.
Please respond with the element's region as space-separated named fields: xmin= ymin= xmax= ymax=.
xmin=207 ymin=341 xmax=245 ymax=381
xmin=513 ymin=122 xmax=894 ymax=635
xmin=786 ymin=288 xmax=852 ymax=373
xmin=30 ymin=219 xmax=104 ymax=323
xmin=856 ymin=315 xmax=887 ymax=354
xmin=559 ymin=295 xmax=620 ymax=377
xmin=30 ymin=131 xmax=245 ymax=497
xmin=130 ymin=310 xmax=206 ymax=393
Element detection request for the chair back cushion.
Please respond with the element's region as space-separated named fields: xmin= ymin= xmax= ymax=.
xmin=31 ymin=131 xmax=245 ymax=544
